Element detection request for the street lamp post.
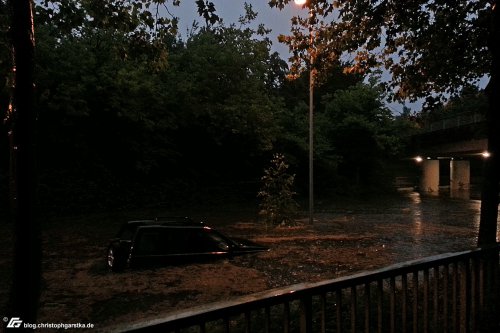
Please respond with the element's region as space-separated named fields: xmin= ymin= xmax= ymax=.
xmin=308 ymin=38 xmax=314 ymax=225
xmin=294 ymin=0 xmax=314 ymax=224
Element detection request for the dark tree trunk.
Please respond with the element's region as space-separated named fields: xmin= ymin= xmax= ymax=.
xmin=478 ymin=1 xmax=500 ymax=247
xmin=477 ymin=5 xmax=500 ymax=332
xmin=6 ymin=0 xmax=40 ymax=329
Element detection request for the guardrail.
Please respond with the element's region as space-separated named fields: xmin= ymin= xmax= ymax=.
xmin=108 ymin=246 xmax=499 ymax=333
xmin=424 ymin=113 xmax=485 ymax=133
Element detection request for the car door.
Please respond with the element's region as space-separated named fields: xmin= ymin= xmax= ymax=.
xmin=129 ymin=227 xmax=165 ymax=266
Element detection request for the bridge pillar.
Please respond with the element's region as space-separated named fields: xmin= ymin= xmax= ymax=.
xmin=450 ymin=160 xmax=470 ymax=191
xmin=420 ymin=159 xmax=440 ymax=194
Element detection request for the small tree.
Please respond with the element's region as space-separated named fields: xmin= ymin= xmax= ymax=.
xmin=258 ymin=153 xmax=299 ymax=226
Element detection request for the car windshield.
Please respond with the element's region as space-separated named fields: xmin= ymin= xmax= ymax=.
xmin=204 ymin=230 xmax=230 ymax=251
xmin=205 ymin=228 xmax=238 ymax=249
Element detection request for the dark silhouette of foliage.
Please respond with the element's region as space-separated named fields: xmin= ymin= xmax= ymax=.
xmin=29 ymin=4 xmax=287 ymax=211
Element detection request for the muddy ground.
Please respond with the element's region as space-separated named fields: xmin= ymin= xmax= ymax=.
xmin=1 ymin=193 xmax=486 ymax=331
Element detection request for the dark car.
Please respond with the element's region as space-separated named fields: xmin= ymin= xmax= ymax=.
xmin=106 ymin=217 xmax=268 ymax=271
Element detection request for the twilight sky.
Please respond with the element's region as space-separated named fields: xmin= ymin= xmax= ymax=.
xmin=169 ymin=0 xmax=303 ymax=57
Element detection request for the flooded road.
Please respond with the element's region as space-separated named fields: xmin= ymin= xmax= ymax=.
xmin=211 ymin=189 xmax=500 ymax=288
xmin=312 ymin=190 xmax=496 ymax=262
xmin=18 ymin=190 xmax=499 ymax=326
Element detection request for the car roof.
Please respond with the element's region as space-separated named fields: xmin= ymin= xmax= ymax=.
xmin=124 ymin=217 xmax=204 ymax=229
xmin=114 ymin=217 xmax=208 ymax=239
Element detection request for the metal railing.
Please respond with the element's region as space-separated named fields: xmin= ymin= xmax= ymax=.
xmin=424 ymin=113 xmax=485 ymax=133
xmin=107 ymin=246 xmax=499 ymax=333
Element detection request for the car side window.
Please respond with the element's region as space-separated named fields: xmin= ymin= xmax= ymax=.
xmin=134 ymin=230 xmax=162 ymax=255
xmin=133 ymin=227 xmax=231 ymax=255
xmin=164 ymin=228 xmax=189 ymax=254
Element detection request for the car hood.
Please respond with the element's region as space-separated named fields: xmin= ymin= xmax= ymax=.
xmin=230 ymin=237 xmax=269 ymax=253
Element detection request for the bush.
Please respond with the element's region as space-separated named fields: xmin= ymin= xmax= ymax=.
xmin=257 ymin=154 xmax=299 ymax=226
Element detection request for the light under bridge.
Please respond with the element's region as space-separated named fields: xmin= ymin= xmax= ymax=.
xmin=411 ymin=112 xmax=488 ymax=196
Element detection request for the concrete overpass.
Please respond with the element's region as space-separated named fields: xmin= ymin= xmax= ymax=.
xmin=411 ymin=112 xmax=488 ymax=195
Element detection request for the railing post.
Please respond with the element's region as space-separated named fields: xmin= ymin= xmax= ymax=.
xmin=423 ymin=269 xmax=429 ymax=333
xmin=412 ymin=272 xmax=418 ymax=333
xmin=337 ymin=289 xmax=343 ymax=333
xmin=265 ymin=305 xmax=271 ymax=333
xmin=244 ymin=311 xmax=251 ymax=333
xmin=402 ymin=274 xmax=408 ymax=333
xmin=432 ymin=266 xmax=439 ymax=333
xmin=390 ymin=277 xmax=395 ymax=333
xmin=377 ymin=280 xmax=383 ymax=333
xmin=471 ymin=257 xmax=478 ymax=333
xmin=351 ymin=286 xmax=358 ymax=333
xmin=300 ymin=296 xmax=313 ymax=333
xmin=320 ymin=294 xmax=326 ymax=333
xmin=453 ymin=262 xmax=458 ymax=332
xmin=459 ymin=260 xmax=470 ymax=333
xmin=283 ymin=301 xmax=290 ymax=333
xmin=364 ymin=283 xmax=371 ymax=333
xmin=443 ymin=265 xmax=449 ymax=333
xmin=478 ymin=249 xmax=500 ymax=332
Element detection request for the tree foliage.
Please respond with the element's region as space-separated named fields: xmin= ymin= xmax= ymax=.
xmin=426 ymin=86 xmax=489 ymax=122
xmin=271 ymin=65 xmax=415 ymax=195
xmin=270 ymin=0 xmax=491 ymax=105
xmin=319 ymin=79 xmax=411 ymax=192
xmin=34 ymin=0 xmax=218 ymax=39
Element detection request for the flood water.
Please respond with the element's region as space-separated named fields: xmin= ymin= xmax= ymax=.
xmin=312 ymin=189 xmax=499 ymax=262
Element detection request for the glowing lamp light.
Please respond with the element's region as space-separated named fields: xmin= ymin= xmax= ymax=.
xmin=414 ymin=156 xmax=423 ymax=163
xmin=482 ymin=151 xmax=491 ymax=158
xmin=294 ymin=0 xmax=307 ymax=5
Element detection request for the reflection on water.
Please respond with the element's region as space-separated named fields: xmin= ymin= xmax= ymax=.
xmin=408 ymin=192 xmax=423 ymax=237
xmin=316 ymin=189 xmax=496 ymax=262
xmin=407 ymin=190 xmax=483 ymax=258
xmin=450 ymin=190 xmax=470 ymax=200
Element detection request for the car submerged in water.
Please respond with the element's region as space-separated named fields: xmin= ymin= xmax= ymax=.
xmin=106 ymin=217 xmax=268 ymax=271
